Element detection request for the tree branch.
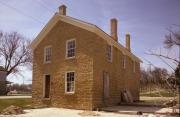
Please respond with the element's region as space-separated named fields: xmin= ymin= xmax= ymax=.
xmin=146 ymin=52 xmax=179 ymax=64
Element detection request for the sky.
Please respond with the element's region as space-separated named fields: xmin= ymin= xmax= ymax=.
xmin=0 ymin=0 xmax=180 ymax=84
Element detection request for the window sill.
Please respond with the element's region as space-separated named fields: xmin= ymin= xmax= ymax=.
xmin=44 ymin=61 xmax=51 ymax=64
xmin=42 ymin=97 xmax=50 ymax=100
xmin=65 ymin=92 xmax=75 ymax=95
xmin=65 ymin=56 xmax=76 ymax=60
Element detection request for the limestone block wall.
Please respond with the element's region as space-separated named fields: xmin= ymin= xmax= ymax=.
xmin=92 ymin=35 xmax=140 ymax=109
xmin=32 ymin=21 xmax=97 ymax=110
xmin=32 ymin=20 xmax=140 ymax=110
xmin=0 ymin=71 xmax=7 ymax=95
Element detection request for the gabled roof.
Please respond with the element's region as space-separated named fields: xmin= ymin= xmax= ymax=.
xmin=29 ymin=13 xmax=142 ymax=63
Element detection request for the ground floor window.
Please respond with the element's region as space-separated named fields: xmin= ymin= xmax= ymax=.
xmin=65 ymin=71 xmax=75 ymax=93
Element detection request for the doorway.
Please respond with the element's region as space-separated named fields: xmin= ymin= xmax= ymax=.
xmin=103 ymin=72 xmax=109 ymax=100
xmin=44 ymin=75 xmax=50 ymax=98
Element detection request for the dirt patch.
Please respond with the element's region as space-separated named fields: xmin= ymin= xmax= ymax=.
xmin=1 ymin=105 xmax=24 ymax=115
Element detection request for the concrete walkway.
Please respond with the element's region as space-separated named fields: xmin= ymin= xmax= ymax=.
xmin=102 ymin=106 xmax=179 ymax=115
xmin=0 ymin=96 xmax=32 ymax=99
xmin=0 ymin=107 xmax=178 ymax=117
xmin=0 ymin=108 xmax=137 ymax=117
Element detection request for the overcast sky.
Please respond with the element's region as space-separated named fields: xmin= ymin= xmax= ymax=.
xmin=0 ymin=0 xmax=180 ymax=84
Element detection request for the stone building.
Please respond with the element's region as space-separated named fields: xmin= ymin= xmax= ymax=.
xmin=0 ymin=66 xmax=8 ymax=95
xmin=29 ymin=5 xmax=142 ymax=110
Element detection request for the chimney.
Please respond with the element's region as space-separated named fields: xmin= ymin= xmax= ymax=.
xmin=125 ymin=34 xmax=131 ymax=52
xmin=59 ymin=5 xmax=66 ymax=15
xmin=110 ymin=18 xmax=118 ymax=41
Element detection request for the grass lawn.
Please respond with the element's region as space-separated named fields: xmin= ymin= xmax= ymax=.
xmin=0 ymin=98 xmax=32 ymax=112
xmin=140 ymin=91 xmax=176 ymax=97
xmin=140 ymin=97 xmax=173 ymax=105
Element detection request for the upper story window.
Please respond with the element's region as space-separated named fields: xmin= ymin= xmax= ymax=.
xmin=133 ymin=61 xmax=136 ymax=73
xmin=106 ymin=44 xmax=112 ymax=62
xmin=65 ymin=71 xmax=75 ymax=93
xmin=44 ymin=46 xmax=52 ymax=63
xmin=122 ymin=55 xmax=126 ymax=69
xmin=66 ymin=39 xmax=76 ymax=59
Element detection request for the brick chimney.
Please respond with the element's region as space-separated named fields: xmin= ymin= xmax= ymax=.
xmin=110 ymin=18 xmax=118 ymax=42
xmin=59 ymin=5 xmax=66 ymax=15
xmin=125 ymin=34 xmax=131 ymax=52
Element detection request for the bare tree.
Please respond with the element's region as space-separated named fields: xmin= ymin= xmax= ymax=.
xmin=145 ymin=26 xmax=180 ymax=112
xmin=140 ymin=67 xmax=169 ymax=92
xmin=164 ymin=27 xmax=180 ymax=79
xmin=164 ymin=27 xmax=180 ymax=50
xmin=0 ymin=31 xmax=32 ymax=76
xmin=147 ymin=26 xmax=180 ymax=79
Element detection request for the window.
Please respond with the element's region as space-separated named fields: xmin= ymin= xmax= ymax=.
xmin=106 ymin=44 xmax=112 ymax=62
xmin=122 ymin=55 xmax=126 ymax=69
xmin=44 ymin=46 xmax=52 ymax=63
xmin=65 ymin=72 xmax=75 ymax=93
xmin=66 ymin=39 xmax=76 ymax=58
xmin=133 ymin=61 xmax=136 ymax=73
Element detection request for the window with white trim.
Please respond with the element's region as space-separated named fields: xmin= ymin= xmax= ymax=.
xmin=133 ymin=61 xmax=136 ymax=73
xmin=66 ymin=39 xmax=76 ymax=58
xmin=65 ymin=72 xmax=75 ymax=93
xmin=44 ymin=46 xmax=52 ymax=63
xmin=122 ymin=55 xmax=126 ymax=69
xmin=106 ymin=45 xmax=112 ymax=62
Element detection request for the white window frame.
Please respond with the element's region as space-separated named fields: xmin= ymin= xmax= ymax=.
xmin=65 ymin=71 xmax=75 ymax=94
xmin=44 ymin=45 xmax=52 ymax=64
xmin=66 ymin=39 xmax=76 ymax=59
xmin=123 ymin=55 xmax=126 ymax=69
xmin=133 ymin=61 xmax=136 ymax=73
xmin=106 ymin=44 xmax=113 ymax=62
